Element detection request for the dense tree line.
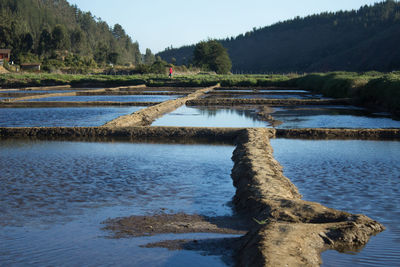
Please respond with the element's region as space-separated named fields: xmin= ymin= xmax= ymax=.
xmin=0 ymin=0 xmax=141 ymax=67
xmin=158 ymin=0 xmax=400 ymax=73
xmin=193 ymin=40 xmax=231 ymax=74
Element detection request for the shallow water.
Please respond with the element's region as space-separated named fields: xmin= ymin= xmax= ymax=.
xmin=0 ymin=140 xmax=236 ymax=266
xmin=0 ymin=106 xmax=144 ymax=127
xmin=270 ymin=139 xmax=400 ymax=266
xmin=22 ymin=95 xmax=183 ymax=102
xmin=272 ymin=106 xmax=400 ymax=128
xmin=152 ymin=105 xmax=269 ymax=128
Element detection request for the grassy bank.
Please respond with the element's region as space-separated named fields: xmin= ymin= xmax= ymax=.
xmin=0 ymin=73 xmax=293 ymax=88
xmin=292 ymin=72 xmax=400 ymax=116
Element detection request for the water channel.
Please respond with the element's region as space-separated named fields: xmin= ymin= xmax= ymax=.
xmin=271 ymin=105 xmax=400 ymax=128
xmin=0 ymin=106 xmax=145 ymax=127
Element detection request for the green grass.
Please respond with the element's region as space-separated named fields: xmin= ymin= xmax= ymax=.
xmin=293 ymin=72 xmax=400 ymax=116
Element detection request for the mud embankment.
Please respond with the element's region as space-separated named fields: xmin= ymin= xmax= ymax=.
xmin=1 ymin=87 xmax=110 ymax=102
xmin=0 ymin=84 xmax=147 ymax=103
xmin=276 ymin=128 xmax=400 ymax=140
xmin=103 ymin=85 xmax=220 ymax=127
xmin=0 ymin=126 xmax=251 ymax=144
xmin=215 ymin=87 xmax=301 ymax=91
xmin=187 ymin=98 xmax=350 ymax=106
xmin=232 ymin=129 xmax=385 ymax=266
xmin=0 ymin=101 xmax=158 ymax=108
xmin=206 ymin=91 xmax=310 ymax=96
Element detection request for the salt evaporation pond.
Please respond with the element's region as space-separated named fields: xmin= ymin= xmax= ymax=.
xmin=271 ymin=105 xmax=400 ymax=128
xmin=0 ymin=140 xmax=236 ymax=266
xmin=23 ymin=95 xmax=183 ymax=102
xmin=270 ymin=139 xmax=400 ymax=267
xmin=0 ymin=106 xmax=145 ymax=127
xmin=152 ymin=105 xmax=269 ymax=127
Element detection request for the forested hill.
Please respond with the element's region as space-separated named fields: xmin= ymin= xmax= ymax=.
xmin=158 ymin=1 xmax=400 ymax=73
xmin=0 ymin=0 xmax=141 ymax=65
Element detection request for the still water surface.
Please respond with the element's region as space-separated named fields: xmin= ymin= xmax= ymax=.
xmin=23 ymin=95 xmax=183 ymax=102
xmin=152 ymin=105 xmax=269 ymax=128
xmin=0 ymin=106 xmax=145 ymax=127
xmin=270 ymin=139 xmax=400 ymax=266
xmin=0 ymin=141 xmax=235 ymax=266
xmin=272 ymin=106 xmax=400 ymax=128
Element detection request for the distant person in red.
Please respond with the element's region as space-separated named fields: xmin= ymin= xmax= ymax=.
xmin=169 ymin=67 xmax=173 ymax=78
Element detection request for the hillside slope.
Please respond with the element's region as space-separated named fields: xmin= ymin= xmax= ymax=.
xmin=0 ymin=0 xmax=141 ymax=65
xmin=158 ymin=1 xmax=400 ymax=73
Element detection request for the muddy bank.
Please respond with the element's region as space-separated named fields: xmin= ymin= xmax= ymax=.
xmin=187 ymin=98 xmax=350 ymax=106
xmin=276 ymin=128 xmax=400 ymax=140
xmin=256 ymin=106 xmax=283 ymax=127
xmin=103 ymin=85 xmax=220 ymax=127
xmin=103 ymin=213 xmax=247 ymax=238
xmin=23 ymin=85 xmax=72 ymax=90
xmin=206 ymin=91 xmax=309 ymax=96
xmin=231 ymin=129 xmax=385 ymax=266
xmin=0 ymin=101 xmax=158 ymax=108
xmin=216 ymin=87 xmax=301 ymax=91
xmin=2 ymin=87 xmax=112 ymax=102
xmin=0 ymin=126 xmax=252 ymax=144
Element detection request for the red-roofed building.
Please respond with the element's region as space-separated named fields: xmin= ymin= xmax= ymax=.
xmin=0 ymin=49 xmax=11 ymax=63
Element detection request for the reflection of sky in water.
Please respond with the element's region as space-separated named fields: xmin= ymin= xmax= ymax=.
xmin=22 ymin=95 xmax=183 ymax=102
xmin=0 ymin=141 xmax=235 ymax=266
xmin=272 ymin=106 xmax=400 ymax=128
xmin=0 ymin=106 xmax=145 ymax=127
xmin=152 ymin=105 xmax=270 ymax=127
xmin=271 ymin=139 xmax=400 ymax=267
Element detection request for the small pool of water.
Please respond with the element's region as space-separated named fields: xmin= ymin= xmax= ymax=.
xmin=152 ymin=105 xmax=270 ymax=128
xmin=0 ymin=106 xmax=145 ymax=127
xmin=270 ymin=139 xmax=400 ymax=266
xmin=272 ymin=106 xmax=400 ymax=128
xmin=0 ymin=140 xmax=236 ymax=266
xmin=22 ymin=95 xmax=183 ymax=102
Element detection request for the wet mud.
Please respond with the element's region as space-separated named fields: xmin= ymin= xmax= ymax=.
xmin=276 ymin=128 xmax=400 ymax=140
xmin=103 ymin=213 xmax=247 ymax=238
xmin=0 ymin=101 xmax=158 ymax=107
xmin=0 ymin=126 xmax=253 ymax=144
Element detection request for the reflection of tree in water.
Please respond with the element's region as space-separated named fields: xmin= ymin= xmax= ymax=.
xmin=196 ymin=106 xmax=260 ymax=123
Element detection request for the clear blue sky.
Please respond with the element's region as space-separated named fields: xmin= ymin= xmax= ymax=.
xmin=67 ymin=0 xmax=382 ymax=54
